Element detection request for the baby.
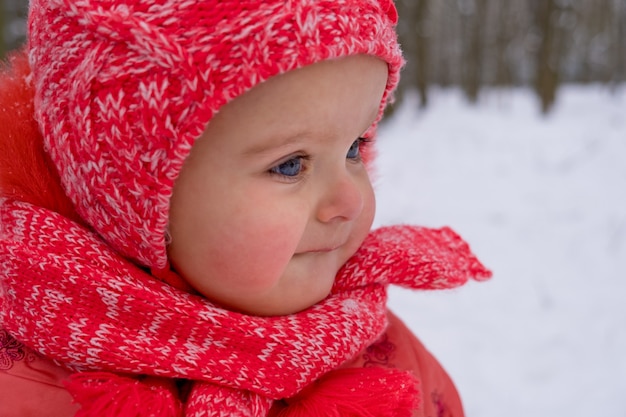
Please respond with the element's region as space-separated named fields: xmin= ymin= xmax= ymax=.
xmin=0 ymin=0 xmax=490 ymax=416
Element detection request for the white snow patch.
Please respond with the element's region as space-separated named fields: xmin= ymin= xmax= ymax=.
xmin=377 ymin=85 xmax=626 ymax=417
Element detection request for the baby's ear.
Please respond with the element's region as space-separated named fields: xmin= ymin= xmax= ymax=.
xmin=0 ymin=48 xmax=84 ymax=225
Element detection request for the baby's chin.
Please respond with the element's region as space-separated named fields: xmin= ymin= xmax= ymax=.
xmin=241 ymin=294 xmax=331 ymax=317
xmin=212 ymin=289 xmax=331 ymax=317
xmin=215 ymin=256 xmax=342 ymax=317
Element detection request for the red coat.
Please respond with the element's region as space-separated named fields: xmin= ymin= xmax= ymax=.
xmin=0 ymin=311 xmax=462 ymax=417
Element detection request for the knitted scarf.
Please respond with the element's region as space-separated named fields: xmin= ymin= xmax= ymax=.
xmin=0 ymin=49 xmax=491 ymax=417
xmin=0 ymin=197 xmax=491 ymax=416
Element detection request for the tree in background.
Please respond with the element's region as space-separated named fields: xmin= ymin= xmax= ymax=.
xmin=393 ymin=0 xmax=626 ymax=113
xmin=0 ymin=1 xmax=6 ymax=59
xmin=0 ymin=0 xmax=28 ymax=56
xmin=396 ymin=0 xmax=431 ymax=108
xmin=460 ymin=0 xmax=488 ymax=103
xmin=532 ymin=0 xmax=567 ymax=113
xmin=617 ymin=0 xmax=626 ymax=88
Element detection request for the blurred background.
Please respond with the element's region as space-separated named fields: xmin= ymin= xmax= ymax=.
xmin=1 ymin=1 xmax=625 ymax=416
xmin=394 ymin=0 xmax=626 ymax=113
xmin=0 ymin=0 xmax=27 ymax=59
xmin=2 ymin=0 xmax=626 ymax=113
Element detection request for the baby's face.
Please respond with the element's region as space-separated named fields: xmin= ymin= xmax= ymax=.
xmin=167 ymin=55 xmax=388 ymax=315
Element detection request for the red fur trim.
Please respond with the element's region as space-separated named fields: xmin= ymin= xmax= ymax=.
xmin=0 ymin=49 xmax=82 ymax=224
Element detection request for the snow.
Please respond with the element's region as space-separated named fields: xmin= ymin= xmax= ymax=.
xmin=376 ymin=86 xmax=626 ymax=417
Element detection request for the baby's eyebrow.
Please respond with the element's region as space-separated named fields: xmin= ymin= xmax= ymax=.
xmin=242 ymin=131 xmax=312 ymax=156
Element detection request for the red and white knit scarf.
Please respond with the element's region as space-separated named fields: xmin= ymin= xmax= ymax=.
xmin=0 ymin=198 xmax=490 ymax=416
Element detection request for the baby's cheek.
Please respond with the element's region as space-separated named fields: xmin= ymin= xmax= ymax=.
xmin=351 ymin=180 xmax=376 ymax=246
xmin=226 ymin=219 xmax=302 ymax=289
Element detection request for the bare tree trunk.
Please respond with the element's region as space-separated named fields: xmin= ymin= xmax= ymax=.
xmin=385 ymin=0 xmax=412 ymax=116
xmin=620 ymin=0 xmax=626 ymax=83
xmin=533 ymin=0 xmax=561 ymax=114
xmin=413 ymin=0 xmax=430 ymax=108
xmin=0 ymin=0 xmax=7 ymax=59
xmin=432 ymin=0 xmax=459 ymax=88
xmin=610 ymin=0 xmax=626 ymax=86
xmin=577 ymin=0 xmax=592 ymax=83
xmin=392 ymin=0 xmax=430 ymax=111
xmin=493 ymin=0 xmax=514 ymax=87
xmin=461 ymin=0 xmax=488 ymax=103
xmin=585 ymin=0 xmax=613 ymax=83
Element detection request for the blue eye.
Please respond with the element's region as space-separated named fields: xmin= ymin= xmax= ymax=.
xmin=270 ymin=157 xmax=302 ymax=177
xmin=347 ymin=138 xmax=363 ymax=160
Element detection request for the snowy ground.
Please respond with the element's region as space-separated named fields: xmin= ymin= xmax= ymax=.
xmin=377 ymin=86 xmax=626 ymax=417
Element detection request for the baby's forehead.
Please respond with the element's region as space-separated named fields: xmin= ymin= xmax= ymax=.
xmin=195 ymin=56 xmax=387 ymax=147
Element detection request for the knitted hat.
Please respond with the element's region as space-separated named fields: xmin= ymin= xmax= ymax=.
xmin=28 ymin=0 xmax=404 ymax=270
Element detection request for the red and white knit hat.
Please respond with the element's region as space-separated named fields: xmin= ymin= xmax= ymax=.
xmin=28 ymin=0 xmax=404 ymax=270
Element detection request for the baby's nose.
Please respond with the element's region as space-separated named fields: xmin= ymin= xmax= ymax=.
xmin=316 ymin=171 xmax=365 ymax=223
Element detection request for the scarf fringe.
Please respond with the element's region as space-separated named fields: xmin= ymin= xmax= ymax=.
xmin=66 ymin=367 xmax=420 ymax=417
xmin=270 ymin=367 xmax=420 ymax=417
xmin=66 ymin=372 xmax=183 ymax=417
xmin=184 ymin=383 xmax=273 ymax=417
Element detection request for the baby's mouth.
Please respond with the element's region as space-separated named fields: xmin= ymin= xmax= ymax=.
xmin=305 ymin=247 xmax=337 ymax=253
xmin=297 ymin=242 xmax=346 ymax=254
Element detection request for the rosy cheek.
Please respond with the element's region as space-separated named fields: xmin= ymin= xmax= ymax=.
xmin=357 ymin=181 xmax=376 ymax=234
xmin=220 ymin=217 xmax=302 ymax=289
